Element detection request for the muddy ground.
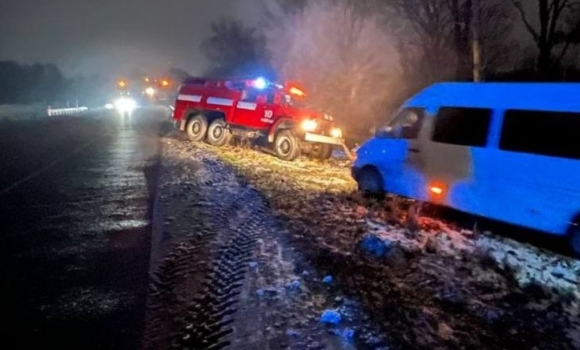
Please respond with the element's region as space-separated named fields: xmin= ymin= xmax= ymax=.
xmin=144 ymin=132 xmax=580 ymax=350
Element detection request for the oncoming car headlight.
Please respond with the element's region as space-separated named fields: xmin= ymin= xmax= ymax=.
xmin=331 ymin=127 xmax=342 ymax=138
xmin=114 ymin=97 xmax=137 ymax=113
xmin=301 ymin=119 xmax=318 ymax=132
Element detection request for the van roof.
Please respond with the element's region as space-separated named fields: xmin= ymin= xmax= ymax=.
xmin=405 ymin=83 xmax=580 ymax=113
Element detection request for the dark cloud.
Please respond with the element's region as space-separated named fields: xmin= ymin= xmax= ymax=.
xmin=0 ymin=0 xmax=263 ymax=77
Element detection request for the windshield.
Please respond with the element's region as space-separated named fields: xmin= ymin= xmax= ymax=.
xmin=282 ymin=93 xmax=306 ymax=108
xmin=377 ymin=107 xmax=424 ymax=139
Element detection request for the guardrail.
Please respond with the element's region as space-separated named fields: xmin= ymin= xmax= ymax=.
xmin=47 ymin=106 xmax=88 ymax=117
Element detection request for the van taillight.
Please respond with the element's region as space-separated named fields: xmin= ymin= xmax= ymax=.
xmin=429 ymin=183 xmax=446 ymax=196
xmin=430 ymin=186 xmax=443 ymax=195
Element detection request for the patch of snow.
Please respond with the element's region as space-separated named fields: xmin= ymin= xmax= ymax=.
xmin=286 ymin=329 xmax=300 ymax=337
xmin=367 ymin=216 xmax=580 ymax=298
xmin=322 ymin=275 xmax=333 ymax=284
xmin=320 ymin=309 xmax=342 ymax=324
xmin=285 ymin=279 xmax=301 ymax=290
xmin=476 ymin=235 xmax=580 ymax=298
xmin=360 ymin=232 xmax=393 ymax=257
xmin=341 ymin=328 xmax=356 ymax=340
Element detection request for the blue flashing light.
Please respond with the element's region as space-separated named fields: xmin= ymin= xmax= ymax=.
xmin=253 ymin=77 xmax=267 ymax=89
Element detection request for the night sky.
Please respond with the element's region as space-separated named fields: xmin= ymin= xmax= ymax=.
xmin=0 ymin=0 xmax=264 ymax=77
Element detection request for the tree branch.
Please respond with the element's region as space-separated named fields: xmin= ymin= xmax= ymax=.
xmin=510 ymin=0 xmax=540 ymax=43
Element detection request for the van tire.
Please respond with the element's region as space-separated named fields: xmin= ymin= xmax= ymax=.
xmin=569 ymin=225 xmax=580 ymax=257
xmin=206 ymin=119 xmax=231 ymax=146
xmin=357 ymin=167 xmax=384 ymax=195
xmin=275 ymin=130 xmax=301 ymax=161
xmin=186 ymin=115 xmax=208 ymax=142
xmin=310 ymin=144 xmax=333 ymax=160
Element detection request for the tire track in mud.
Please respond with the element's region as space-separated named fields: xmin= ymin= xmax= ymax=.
xmin=144 ymin=137 xmax=388 ymax=350
xmin=143 ymin=146 xmax=270 ymax=349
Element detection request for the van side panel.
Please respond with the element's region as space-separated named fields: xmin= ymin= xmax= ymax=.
xmin=486 ymin=151 xmax=580 ymax=235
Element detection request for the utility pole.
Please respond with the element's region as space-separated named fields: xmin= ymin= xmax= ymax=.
xmin=472 ymin=0 xmax=482 ymax=82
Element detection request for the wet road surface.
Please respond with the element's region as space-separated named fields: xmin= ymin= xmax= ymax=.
xmin=0 ymin=108 xmax=169 ymax=349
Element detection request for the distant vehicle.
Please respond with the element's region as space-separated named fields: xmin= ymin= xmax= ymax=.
xmin=171 ymin=77 xmax=347 ymax=161
xmin=352 ymin=83 xmax=580 ymax=255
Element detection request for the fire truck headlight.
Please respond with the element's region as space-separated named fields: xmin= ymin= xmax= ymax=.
xmin=114 ymin=97 xmax=137 ymax=113
xmin=145 ymin=87 xmax=156 ymax=97
xmin=301 ymin=119 xmax=318 ymax=132
xmin=331 ymin=128 xmax=342 ymax=138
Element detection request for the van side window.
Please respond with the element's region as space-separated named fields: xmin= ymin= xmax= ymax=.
xmin=500 ymin=110 xmax=580 ymax=160
xmin=432 ymin=107 xmax=491 ymax=147
xmin=386 ymin=108 xmax=425 ymax=139
xmin=241 ymin=89 xmax=259 ymax=102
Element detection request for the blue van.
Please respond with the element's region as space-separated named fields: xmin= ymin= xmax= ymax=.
xmin=352 ymin=83 xmax=580 ymax=255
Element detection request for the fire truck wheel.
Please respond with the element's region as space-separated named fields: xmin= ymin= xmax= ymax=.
xmin=274 ymin=130 xmax=301 ymax=161
xmin=186 ymin=115 xmax=208 ymax=142
xmin=206 ymin=119 xmax=232 ymax=146
xmin=309 ymin=144 xmax=333 ymax=160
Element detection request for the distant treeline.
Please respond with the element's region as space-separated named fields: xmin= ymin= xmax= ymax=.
xmin=0 ymin=61 xmax=70 ymax=105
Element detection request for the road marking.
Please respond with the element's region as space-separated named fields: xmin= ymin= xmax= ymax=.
xmin=0 ymin=142 xmax=93 ymax=197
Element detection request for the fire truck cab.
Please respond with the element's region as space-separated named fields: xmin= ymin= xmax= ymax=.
xmin=172 ymin=77 xmax=346 ymax=161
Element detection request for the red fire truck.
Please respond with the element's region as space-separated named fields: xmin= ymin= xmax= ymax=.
xmin=172 ymin=77 xmax=348 ymax=161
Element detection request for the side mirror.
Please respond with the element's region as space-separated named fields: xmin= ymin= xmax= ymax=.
xmin=376 ymin=126 xmax=394 ymax=138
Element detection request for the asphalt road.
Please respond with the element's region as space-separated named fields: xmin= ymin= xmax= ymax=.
xmin=0 ymin=108 xmax=169 ymax=350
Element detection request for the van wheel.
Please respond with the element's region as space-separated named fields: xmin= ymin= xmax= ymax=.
xmin=275 ymin=130 xmax=301 ymax=161
xmin=186 ymin=115 xmax=208 ymax=142
xmin=357 ymin=167 xmax=384 ymax=195
xmin=206 ymin=119 xmax=231 ymax=146
xmin=310 ymin=144 xmax=333 ymax=160
xmin=569 ymin=225 xmax=580 ymax=257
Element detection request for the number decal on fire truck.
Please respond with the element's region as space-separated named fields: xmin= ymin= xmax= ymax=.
xmin=264 ymin=110 xmax=274 ymax=119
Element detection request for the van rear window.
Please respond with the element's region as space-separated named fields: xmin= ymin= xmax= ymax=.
xmin=432 ymin=107 xmax=491 ymax=147
xmin=500 ymin=110 xmax=580 ymax=160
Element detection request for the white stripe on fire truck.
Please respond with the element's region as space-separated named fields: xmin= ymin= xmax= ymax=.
xmin=207 ymin=97 xmax=234 ymax=107
xmin=237 ymin=101 xmax=257 ymax=110
xmin=177 ymin=94 xmax=202 ymax=103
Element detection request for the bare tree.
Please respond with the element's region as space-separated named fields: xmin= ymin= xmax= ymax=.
xmin=388 ymin=0 xmax=457 ymax=81
xmin=475 ymin=0 xmax=519 ymax=76
xmin=388 ymin=0 xmax=516 ymax=82
xmin=201 ymin=18 xmax=270 ymax=78
xmin=510 ymin=0 xmax=580 ymax=75
xmin=267 ymin=0 xmax=401 ymax=139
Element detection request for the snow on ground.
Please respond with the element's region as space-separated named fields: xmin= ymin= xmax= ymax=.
xmin=194 ymin=139 xmax=580 ymax=349
xmin=216 ymin=142 xmax=580 ymax=299
xmin=0 ymin=104 xmax=45 ymax=120
xmin=366 ymin=218 xmax=580 ymax=299
xmin=145 ymin=135 xmax=388 ymax=349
